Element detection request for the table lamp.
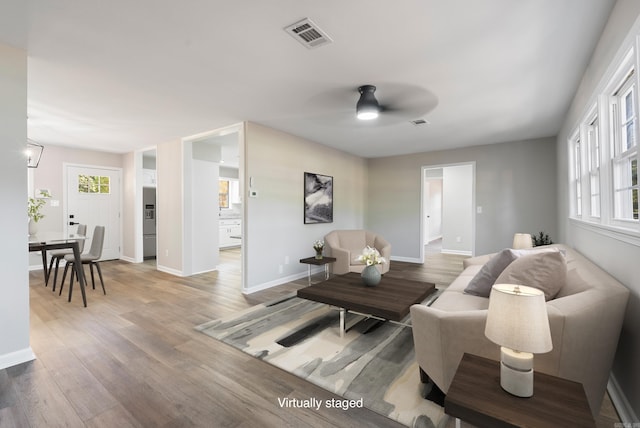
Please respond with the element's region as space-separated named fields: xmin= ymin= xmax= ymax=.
xmin=512 ymin=233 xmax=533 ymax=249
xmin=484 ymin=284 xmax=552 ymax=397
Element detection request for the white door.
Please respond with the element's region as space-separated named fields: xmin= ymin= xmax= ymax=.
xmin=423 ymin=181 xmax=430 ymax=245
xmin=65 ymin=165 xmax=121 ymax=260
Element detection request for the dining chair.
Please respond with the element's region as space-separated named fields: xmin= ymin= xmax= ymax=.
xmin=60 ymin=225 xmax=106 ymax=302
xmin=47 ymin=223 xmax=87 ymax=292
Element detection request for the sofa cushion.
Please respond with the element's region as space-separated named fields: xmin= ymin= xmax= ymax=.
xmin=464 ymin=249 xmax=517 ymax=297
xmin=494 ymin=251 xmax=567 ymax=300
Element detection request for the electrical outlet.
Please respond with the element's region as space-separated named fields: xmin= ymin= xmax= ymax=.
xmin=278 ymin=265 xmax=283 ymax=274
xmin=284 ymin=256 xmax=290 ymax=265
xmin=456 ymin=236 xmax=462 ymax=243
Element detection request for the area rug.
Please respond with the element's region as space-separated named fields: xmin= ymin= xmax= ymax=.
xmin=195 ymin=292 xmax=449 ymax=428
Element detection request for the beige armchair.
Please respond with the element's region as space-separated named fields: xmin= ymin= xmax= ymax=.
xmin=324 ymin=230 xmax=391 ymax=275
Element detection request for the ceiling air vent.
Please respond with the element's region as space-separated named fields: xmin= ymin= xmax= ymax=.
xmin=410 ymin=119 xmax=430 ymax=126
xmin=284 ymin=18 xmax=333 ymax=49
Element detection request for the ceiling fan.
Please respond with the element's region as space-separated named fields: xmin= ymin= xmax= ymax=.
xmin=354 ymin=83 xmax=438 ymax=123
xmin=304 ymin=83 xmax=438 ymax=127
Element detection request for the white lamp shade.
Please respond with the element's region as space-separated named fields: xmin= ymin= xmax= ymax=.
xmin=485 ymin=284 xmax=552 ymax=354
xmin=512 ymin=233 xmax=533 ymax=249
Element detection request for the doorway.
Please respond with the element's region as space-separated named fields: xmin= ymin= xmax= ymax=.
xmin=421 ymin=163 xmax=475 ymax=261
xmin=183 ymin=124 xmax=243 ymax=279
xmin=142 ymin=149 xmax=157 ymax=261
xmin=65 ymin=164 xmax=122 ymax=260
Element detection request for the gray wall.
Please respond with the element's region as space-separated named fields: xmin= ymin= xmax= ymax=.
xmin=0 ymin=42 xmax=31 ymax=368
xmin=556 ymin=0 xmax=640 ymax=419
xmin=244 ymin=122 xmax=367 ymax=291
xmin=441 ymin=164 xmax=474 ymax=254
xmin=367 ymin=137 xmax=557 ymax=259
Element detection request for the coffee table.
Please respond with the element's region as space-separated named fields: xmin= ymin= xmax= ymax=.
xmin=297 ymin=273 xmax=436 ymax=337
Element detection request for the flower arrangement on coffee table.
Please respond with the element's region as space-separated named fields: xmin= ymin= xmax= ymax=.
xmin=357 ymin=246 xmax=386 ymax=286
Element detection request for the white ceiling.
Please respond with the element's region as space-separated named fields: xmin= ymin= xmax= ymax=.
xmin=1 ymin=0 xmax=616 ymax=158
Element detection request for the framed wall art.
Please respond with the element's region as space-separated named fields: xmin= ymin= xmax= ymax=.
xmin=304 ymin=172 xmax=333 ymax=224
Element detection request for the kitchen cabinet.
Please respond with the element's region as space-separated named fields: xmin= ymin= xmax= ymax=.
xmin=219 ymin=219 xmax=241 ymax=248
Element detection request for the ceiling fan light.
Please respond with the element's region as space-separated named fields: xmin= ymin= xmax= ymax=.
xmin=357 ymin=109 xmax=379 ymax=120
xmin=356 ymin=85 xmax=380 ymax=120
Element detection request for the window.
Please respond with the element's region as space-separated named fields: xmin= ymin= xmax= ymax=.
xmin=587 ymin=114 xmax=601 ymax=218
xmin=571 ymin=133 xmax=582 ymax=217
xmin=567 ymin=38 xmax=640 ymax=243
xmin=78 ymin=175 xmax=110 ymax=194
xmin=611 ymin=71 xmax=639 ymax=221
xmin=219 ymin=179 xmax=229 ymax=209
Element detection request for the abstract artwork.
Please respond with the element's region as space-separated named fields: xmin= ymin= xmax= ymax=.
xmin=304 ymin=172 xmax=333 ymax=224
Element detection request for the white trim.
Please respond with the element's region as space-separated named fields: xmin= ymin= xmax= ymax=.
xmin=420 ymin=162 xmax=476 ymax=263
xmin=156 ymin=265 xmax=185 ymax=277
xmin=569 ymin=218 xmax=640 ymax=247
xmin=0 ymin=347 xmax=36 ymax=370
xmin=242 ymin=270 xmax=308 ymax=294
xmin=608 ymin=374 xmax=639 ymax=424
xmin=119 ymin=255 xmax=138 ymax=263
xmin=391 ymin=255 xmax=422 ymax=263
xmin=441 ymin=249 xmax=473 ymax=256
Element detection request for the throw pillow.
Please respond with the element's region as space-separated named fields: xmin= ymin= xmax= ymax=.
xmin=494 ymin=251 xmax=567 ymax=301
xmin=464 ymin=249 xmax=518 ymax=297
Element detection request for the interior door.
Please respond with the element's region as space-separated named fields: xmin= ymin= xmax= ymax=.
xmin=66 ymin=165 xmax=121 ymax=260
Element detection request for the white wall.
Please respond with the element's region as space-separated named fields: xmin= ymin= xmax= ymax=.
xmin=424 ymin=177 xmax=443 ymax=243
xmin=368 ymin=137 xmax=557 ymax=260
xmin=0 ymin=42 xmax=33 ymax=369
xmin=156 ymin=139 xmax=184 ymax=275
xmin=556 ymin=0 xmax=640 ymax=420
xmin=121 ymin=151 xmax=138 ymax=262
xmin=189 ymin=156 xmax=220 ymax=275
xmin=441 ymin=164 xmax=473 ymax=255
xmin=244 ymin=122 xmax=367 ymax=292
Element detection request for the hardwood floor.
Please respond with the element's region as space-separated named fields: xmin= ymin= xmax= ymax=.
xmin=1 ymin=250 xmax=619 ymax=427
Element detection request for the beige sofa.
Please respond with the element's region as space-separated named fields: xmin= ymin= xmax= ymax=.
xmin=324 ymin=230 xmax=391 ymax=275
xmin=410 ymin=244 xmax=629 ymax=416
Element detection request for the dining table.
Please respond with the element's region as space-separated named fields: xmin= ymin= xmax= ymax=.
xmin=28 ymin=232 xmax=89 ymax=307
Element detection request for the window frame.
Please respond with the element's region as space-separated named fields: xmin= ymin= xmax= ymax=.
xmin=567 ymin=43 xmax=640 ymax=245
xmin=610 ymin=68 xmax=639 ymax=224
xmin=569 ymin=130 xmax=583 ymax=218
xmin=586 ymin=110 xmax=601 ymax=219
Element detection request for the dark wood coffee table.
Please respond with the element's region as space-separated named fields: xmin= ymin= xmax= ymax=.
xmin=297 ymin=273 xmax=436 ymax=337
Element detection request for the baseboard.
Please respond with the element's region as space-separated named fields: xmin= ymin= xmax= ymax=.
xmin=243 ymin=270 xmax=309 ymax=294
xmin=391 ymin=256 xmax=422 ymax=263
xmin=0 ymin=347 xmax=36 ymax=370
xmin=156 ymin=265 xmax=186 ymax=277
xmin=441 ymin=249 xmax=473 ymax=256
xmin=119 ymin=255 xmax=138 ymax=263
xmin=608 ymin=374 xmax=639 ymax=424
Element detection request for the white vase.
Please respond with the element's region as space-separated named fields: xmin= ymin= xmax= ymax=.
xmin=28 ymin=219 xmax=38 ymax=236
